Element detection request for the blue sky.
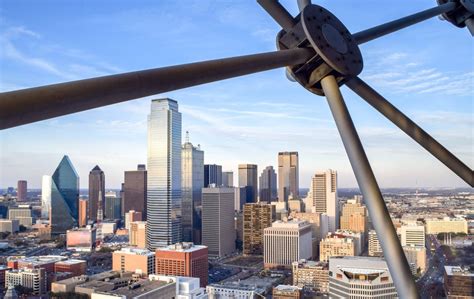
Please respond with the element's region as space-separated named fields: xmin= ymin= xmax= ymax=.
xmin=0 ymin=0 xmax=472 ymax=189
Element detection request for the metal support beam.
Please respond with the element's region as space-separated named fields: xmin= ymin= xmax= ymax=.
xmin=320 ymin=75 xmax=419 ymax=299
xmin=297 ymin=0 xmax=311 ymax=12
xmin=0 ymin=48 xmax=313 ymax=130
xmin=257 ymin=0 xmax=296 ymax=31
xmin=346 ymin=77 xmax=473 ymax=186
xmin=353 ymin=2 xmax=457 ymax=44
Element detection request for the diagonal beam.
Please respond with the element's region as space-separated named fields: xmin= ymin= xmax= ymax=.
xmin=346 ymin=77 xmax=473 ymax=187
xmin=0 ymin=48 xmax=313 ymax=130
xmin=353 ymin=2 xmax=457 ymax=44
xmin=257 ymin=0 xmax=296 ymax=31
xmin=297 ymin=0 xmax=311 ymax=12
xmin=321 ymin=75 xmax=419 ymax=299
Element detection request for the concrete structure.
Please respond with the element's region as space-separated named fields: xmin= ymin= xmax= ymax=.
xmin=243 ymin=203 xmax=272 ymax=255
xmin=67 ymin=227 xmax=96 ymax=252
xmin=292 ymin=260 xmax=329 ymax=293
xmin=129 ymin=221 xmax=147 ymax=249
xmin=155 ymin=242 xmax=208 ymax=287
xmin=112 ymin=247 xmax=155 ymax=276
xmin=403 ymin=245 xmax=426 ymax=275
xmin=206 ymin=284 xmax=263 ymax=298
xmin=288 ymin=199 xmax=303 ymax=213
xmin=278 ymin=152 xmax=299 ymax=203
xmin=273 ymin=285 xmax=302 ymax=298
xmin=444 ymin=266 xmax=473 ymax=299
xmin=17 ymin=180 xmax=27 ymax=202
xmin=89 ymin=165 xmax=105 ymax=222
xmin=335 ymin=229 xmax=362 ymax=255
xmin=368 ymin=230 xmax=383 ymax=257
xmin=41 ymin=175 xmax=52 ymax=219
xmin=125 ymin=210 xmax=142 ymax=229
xmin=328 ymin=256 xmax=397 ymax=298
xmin=222 ymin=171 xmax=234 ymax=187
xmin=101 ymin=221 xmax=117 ymax=235
xmin=0 ymin=219 xmax=19 ymax=233
xmin=8 ymin=255 xmax=65 ymax=272
xmin=425 ymin=217 xmax=468 ymax=234
xmin=306 ymin=170 xmax=338 ymax=232
xmin=50 ymin=271 xmax=121 ymax=294
xmin=259 ymin=166 xmax=277 ymax=202
xmin=8 ymin=205 xmax=33 ymax=227
xmin=182 ymin=138 xmax=204 ymax=243
xmin=319 ymin=232 xmax=356 ymax=262
xmin=5 ymin=268 xmax=46 ymax=295
xmin=90 ymin=276 xmax=176 ymax=299
xmin=122 ymin=164 xmax=147 ymax=219
xmin=202 ymin=187 xmax=235 ymax=257
xmin=204 ymin=164 xmax=222 ymax=187
xmin=54 ymin=259 xmax=87 ymax=276
xmin=340 ymin=199 xmax=367 ymax=234
xmin=290 ymin=211 xmax=325 ymax=259
xmin=147 ymin=98 xmax=182 ymax=250
xmin=398 ymin=223 xmax=425 ymax=247
xmin=238 ymin=164 xmax=258 ymax=203
xmin=78 ymin=198 xmax=88 ymax=227
xmin=263 ymin=220 xmax=312 ymax=269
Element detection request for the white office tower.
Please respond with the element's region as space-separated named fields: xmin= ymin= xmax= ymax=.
xmin=306 ymin=170 xmax=338 ymax=232
xmin=41 ymin=175 xmax=52 ymax=219
xmin=263 ymin=220 xmax=312 ymax=269
xmin=146 ymin=98 xmax=182 ymax=250
xmin=398 ymin=223 xmax=425 ymax=247
xmin=328 ymin=256 xmax=397 ymax=298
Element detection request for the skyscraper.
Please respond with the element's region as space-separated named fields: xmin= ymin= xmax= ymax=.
xmin=243 ymin=203 xmax=272 ymax=255
xmin=41 ymin=175 xmax=52 ymax=219
xmin=278 ymin=152 xmax=299 ymax=202
xmin=238 ymin=164 xmax=258 ymax=203
xmin=222 ymin=171 xmax=234 ymax=187
xmin=88 ymin=165 xmax=105 ymax=222
xmin=17 ymin=180 xmax=27 ymax=202
xmin=122 ymin=164 xmax=147 ymax=219
xmin=306 ymin=170 xmax=338 ymax=232
xmin=105 ymin=195 xmax=121 ymax=220
xmin=50 ymin=155 xmax=79 ymax=235
xmin=201 ymin=187 xmax=235 ymax=257
xmin=147 ymin=98 xmax=182 ymax=250
xmin=78 ymin=198 xmax=88 ymax=227
xmin=181 ymin=135 xmax=204 ymax=243
xmin=259 ymin=166 xmax=277 ymax=202
xmin=204 ymin=164 xmax=222 ymax=187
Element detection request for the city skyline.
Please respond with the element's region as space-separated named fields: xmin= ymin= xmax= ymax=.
xmin=0 ymin=0 xmax=472 ymax=189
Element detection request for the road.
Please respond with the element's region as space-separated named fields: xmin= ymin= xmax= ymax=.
xmin=417 ymin=234 xmax=448 ymax=298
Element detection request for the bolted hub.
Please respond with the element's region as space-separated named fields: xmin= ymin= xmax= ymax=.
xmin=276 ymin=4 xmax=363 ymax=95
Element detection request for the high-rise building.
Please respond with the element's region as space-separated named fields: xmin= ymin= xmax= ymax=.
xmin=278 ymin=152 xmax=299 ymax=202
xmin=222 ymin=171 xmax=234 ymax=187
xmin=202 ymin=187 xmax=235 ymax=257
xmin=129 ymin=221 xmax=147 ymax=248
xmin=112 ymin=247 xmax=155 ymax=276
xmin=243 ymin=203 xmax=272 ymax=255
xmin=238 ymin=164 xmax=258 ymax=203
xmin=105 ymin=194 xmax=121 ymax=220
xmin=340 ymin=199 xmax=367 ymax=234
xmin=292 ymin=260 xmax=329 ymax=293
xmin=368 ymin=230 xmax=383 ymax=257
xmin=319 ymin=232 xmax=356 ymax=262
xmin=147 ymin=98 xmax=182 ymax=250
xmin=88 ymin=165 xmax=105 ymax=222
xmin=444 ymin=266 xmax=474 ymax=299
xmin=17 ymin=180 xmax=27 ymax=202
xmin=259 ymin=166 xmax=277 ymax=202
xmin=398 ymin=223 xmax=425 ymax=247
xmin=328 ymin=256 xmax=397 ymax=298
xmin=41 ymin=175 xmax=52 ymax=219
xmin=182 ymin=137 xmax=204 ymax=243
xmin=78 ymin=198 xmax=87 ymax=227
xmin=155 ymin=242 xmax=208 ymax=287
xmin=125 ymin=210 xmax=142 ymax=229
xmin=263 ymin=220 xmax=312 ymax=269
xmin=122 ymin=165 xmax=147 ymax=219
xmin=50 ymin=155 xmax=79 ymax=235
xmin=306 ymin=170 xmax=338 ymax=232
xmin=204 ymin=164 xmax=222 ymax=187
xmin=403 ymin=245 xmax=427 ymax=275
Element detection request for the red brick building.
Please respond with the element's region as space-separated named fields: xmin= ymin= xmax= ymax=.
xmin=155 ymin=242 xmax=208 ymax=287
xmin=54 ymin=259 xmax=87 ymax=276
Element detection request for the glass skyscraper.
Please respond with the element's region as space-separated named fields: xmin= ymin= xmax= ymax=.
xmin=146 ymin=98 xmax=182 ymax=250
xmin=278 ymin=151 xmax=299 ymax=202
xmin=50 ymin=155 xmax=79 ymax=235
xmin=259 ymin=166 xmax=277 ymax=202
xmin=238 ymin=164 xmax=258 ymax=203
xmin=181 ymin=137 xmax=204 ymax=243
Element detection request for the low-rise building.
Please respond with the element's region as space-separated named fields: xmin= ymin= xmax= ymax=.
xmin=54 ymin=259 xmax=87 ymax=277
xmin=112 ymin=247 xmax=155 ymax=276
xmin=0 ymin=219 xmax=19 ymax=233
xmin=444 ymin=266 xmax=474 ymax=299
xmin=319 ymin=232 xmax=356 ymax=262
xmin=206 ymin=283 xmax=264 ymax=298
xmin=425 ymin=217 xmax=468 ymax=234
xmin=5 ymin=268 xmax=47 ymax=295
xmin=273 ymin=285 xmax=302 ymax=299
xmin=292 ymin=260 xmax=329 ymax=293
xmin=67 ymin=226 xmax=96 ymax=252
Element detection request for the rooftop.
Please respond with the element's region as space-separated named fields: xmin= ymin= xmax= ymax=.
xmin=269 ymin=219 xmax=310 ymax=229
xmin=445 ymin=266 xmax=473 ymax=277
xmin=115 ymin=247 xmax=154 ymax=256
xmin=55 ymin=259 xmax=87 ymax=265
xmin=158 ymin=242 xmax=207 ymax=253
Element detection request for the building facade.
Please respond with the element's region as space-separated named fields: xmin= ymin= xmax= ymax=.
xmin=292 ymin=260 xmax=329 ymax=293
xmin=340 ymin=199 xmax=367 ymax=234
xmin=238 ymin=164 xmax=258 ymax=203
xmin=88 ymin=165 xmax=105 ymax=222
xmin=112 ymin=247 xmax=155 ymax=276
xmin=368 ymin=230 xmax=383 ymax=257
xmin=399 ymin=223 xmax=425 ymax=247
xmin=403 ymin=245 xmax=427 ymax=275
xmin=425 ymin=217 xmax=468 ymax=234
xmin=222 ymin=171 xmax=234 ymax=187
xmin=78 ymin=198 xmax=88 ymax=227
xmin=444 ymin=266 xmax=473 ymax=299
xmin=122 ymin=164 xmax=147 ymax=219
xmin=129 ymin=221 xmax=147 ymax=249
xmin=259 ymin=166 xmax=277 ymax=202
xmin=278 ymin=152 xmax=299 ymax=202
xmin=5 ymin=268 xmax=46 ymax=295
xmin=17 ymin=180 xmax=27 ymax=202
xmin=204 ymin=164 xmax=222 ymax=187
xmin=306 ymin=170 xmax=338 ymax=232
xmin=243 ymin=203 xmax=272 ymax=255
xmin=41 ymin=175 xmax=52 ymax=219
xmin=319 ymin=233 xmax=356 ymax=262
xmin=147 ymin=99 xmax=182 ymax=250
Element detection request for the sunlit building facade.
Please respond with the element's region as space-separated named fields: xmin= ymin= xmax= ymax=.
xmin=278 ymin=152 xmax=299 ymax=202
xmin=306 ymin=170 xmax=338 ymax=232
xmin=41 ymin=175 xmax=52 ymax=219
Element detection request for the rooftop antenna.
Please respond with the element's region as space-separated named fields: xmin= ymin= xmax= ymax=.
xmin=1 ymin=1 xmax=473 ymax=297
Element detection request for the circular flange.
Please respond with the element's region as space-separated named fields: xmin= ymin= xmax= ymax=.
xmin=301 ymin=4 xmax=363 ymax=76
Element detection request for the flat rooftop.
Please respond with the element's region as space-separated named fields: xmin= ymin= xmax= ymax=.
xmin=157 ymin=242 xmax=207 ymax=253
xmin=445 ymin=266 xmax=474 ymax=277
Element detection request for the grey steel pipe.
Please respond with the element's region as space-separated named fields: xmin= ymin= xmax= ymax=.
xmin=353 ymin=2 xmax=457 ymax=44
xmin=346 ymin=77 xmax=474 ymax=187
xmin=257 ymin=0 xmax=296 ymax=31
xmin=0 ymin=48 xmax=313 ymax=130
xmin=465 ymin=17 xmax=474 ymax=36
xmin=297 ymin=0 xmax=311 ymax=12
xmin=320 ymin=75 xmax=419 ymax=299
